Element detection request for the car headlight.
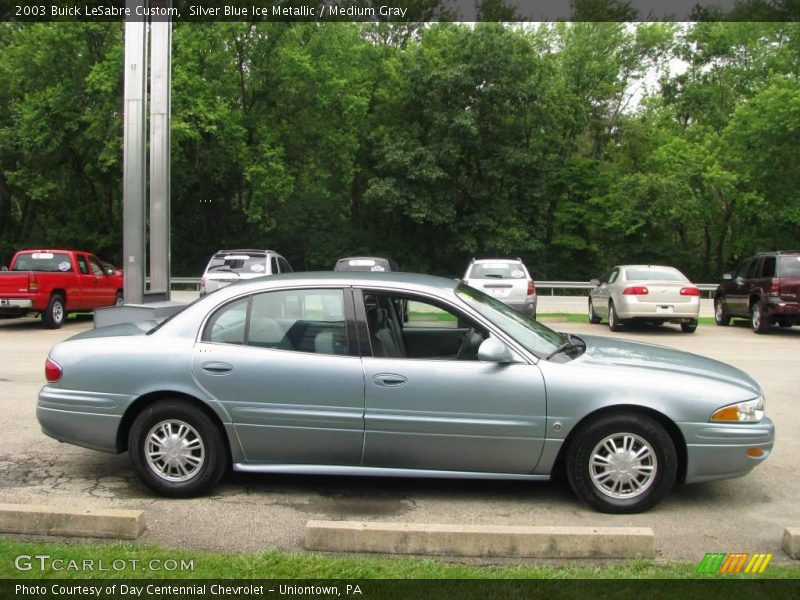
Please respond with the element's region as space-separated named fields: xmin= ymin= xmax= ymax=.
xmin=710 ymin=395 xmax=765 ymax=423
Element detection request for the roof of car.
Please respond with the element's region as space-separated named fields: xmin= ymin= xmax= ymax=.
xmin=472 ymin=258 xmax=523 ymax=263
xmin=213 ymin=249 xmax=277 ymax=255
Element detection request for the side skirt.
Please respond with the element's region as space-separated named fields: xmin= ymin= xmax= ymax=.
xmin=233 ymin=464 xmax=550 ymax=481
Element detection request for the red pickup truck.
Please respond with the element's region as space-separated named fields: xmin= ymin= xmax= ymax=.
xmin=0 ymin=249 xmax=124 ymax=328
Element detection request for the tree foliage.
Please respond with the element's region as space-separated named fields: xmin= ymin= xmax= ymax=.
xmin=1 ymin=22 xmax=798 ymax=280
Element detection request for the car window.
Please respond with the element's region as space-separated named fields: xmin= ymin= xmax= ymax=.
xmin=278 ymin=257 xmax=292 ymax=273
xmin=205 ymin=298 xmax=248 ymax=345
xmin=88 ymin=256 xmax=105 ymax=276
xmin=607 ymin=269 xmax=619 ymax=284
xmin=12 ymin=252 xmax=72 ymax=272
xmin=206 ymin=253 xmax=267 ymax=275
xmin=469 ymin=263 xmax=527 ymax=280
xmin=77 ymin=255 xmax=89 ymax=275
xmin=405 ymin=300 xmax=459 ymax=329
xmin=760 ymin=256 xmax=776 ymax=278
xmin=271 ymin=256 xmax=279 ymax=274
xmin=744 ymin=258 xmax=760 ymax=279
xmin=624 ymin=268 xmax=686 ymax=282
xmin=457 ymin=284 xmax=566 ymax=358
xmin=778 ymin=255 xmax=800 ymax=277
xmin=736 ymin=259 xmax=753 ymax=278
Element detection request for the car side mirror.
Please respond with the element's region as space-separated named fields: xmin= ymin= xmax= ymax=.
xmin=477 ymin=337 xmax=514 ymax=364
xmin=590 ymin=278 xmax=600 ymax=287
xmin=722 ymin=273 xmax=733 ymax=280
xmin=106 ymin=268 xmax=115 ymax=276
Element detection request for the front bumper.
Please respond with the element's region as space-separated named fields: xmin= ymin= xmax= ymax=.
xmin=680 ymin=416 xmax=775 ymax=484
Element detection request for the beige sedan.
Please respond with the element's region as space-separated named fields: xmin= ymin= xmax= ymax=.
xmin=588 ymin=265 xmax=701 ymax=333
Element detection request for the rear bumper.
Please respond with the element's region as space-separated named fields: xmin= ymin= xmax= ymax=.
xmin=766 ymin=298 xmax=800 ymax=321
xmin=679 ymin=416 xmax=774 ymax=484
xmin=0 ymin=298 xmax=34 ymax=317
xmin=616 ymin=296 xmax=699 ymax=320
xmin=506 ymin=297 xmax=537 ymax=317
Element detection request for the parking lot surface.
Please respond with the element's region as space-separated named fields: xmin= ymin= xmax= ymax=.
xmin=0 ymin=304 xmax=797 ymax=563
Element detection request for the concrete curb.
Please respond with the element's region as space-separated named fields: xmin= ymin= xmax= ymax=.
xmin=783 ymin=527 xmax=800 ymax=559
xmin=0 ymin=503 xmax=146 ymax=540
xmin=305 ymin=520 xmax=655 ymax=558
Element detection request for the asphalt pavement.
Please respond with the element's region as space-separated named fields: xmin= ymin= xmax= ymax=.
xmin=0 ymin=300 xmax=797 ymax=564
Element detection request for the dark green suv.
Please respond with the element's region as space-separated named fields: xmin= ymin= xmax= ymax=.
xmin=714 ymin=251 xmax=800 ymax=333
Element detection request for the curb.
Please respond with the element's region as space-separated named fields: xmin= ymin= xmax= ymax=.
xmin=783 ymin=527 xmax=800 ymax=559
xmin=0 ymin=503 xmax=146 ymax=540
xmin=305 ymin=520 xmax=655 ymax=558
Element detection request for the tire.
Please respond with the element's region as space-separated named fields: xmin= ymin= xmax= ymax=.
xmin=588 ymin=298 xmax=601 ymax=324
xmin=714 ymin=297 xmax=730 ymax=326
xmin=129 ymin=400 xmax=228 ymax=497
xmin=608 ymin=301 xmax=623 ymax=332
xmin=565 ymin=413 xmax=678 ymax=514
xmin=42 ymin=294 xmax=66 ymax=329
xmin=681 ymin=320 xmax=698 ymax=334
xmin=751 ymin=302 xmax=770 ymax=334
xmin=114 ymin=291 xmax=124 ymax=306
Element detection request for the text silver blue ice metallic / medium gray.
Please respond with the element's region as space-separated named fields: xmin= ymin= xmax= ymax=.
xmin=37 ymin=272 xmax=774 ymax=513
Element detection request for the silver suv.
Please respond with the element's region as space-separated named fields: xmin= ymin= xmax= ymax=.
xmin=462 ymin=258 xmax=537 ymax=318
xmin=200 ymin=249 xmax=292 ymax=296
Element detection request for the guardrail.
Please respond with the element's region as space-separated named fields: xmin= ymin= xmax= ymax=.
xmin=165 ymin=277 xmax=719 ymax=297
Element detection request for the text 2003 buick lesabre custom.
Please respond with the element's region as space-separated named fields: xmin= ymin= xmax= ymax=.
xmin=37 ymin=273 xmax=774 ymax=513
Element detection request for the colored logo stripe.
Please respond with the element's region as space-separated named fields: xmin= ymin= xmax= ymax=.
xmin=744 ymin=554 xmax=773 ymax=574
xmin=697 ymin=553 xmax=726 ymax=573
xmin=696 ymin=552 xmax=773 ymax=574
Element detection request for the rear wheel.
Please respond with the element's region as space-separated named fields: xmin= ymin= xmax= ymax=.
xmin=129 ymin=400 xmax=228 ymax=497
xmin=680 ymin=319 xmax=698 ymax=334
xmin=751 ymin=303 xmax=770 ymax=334
xmin=608 ymin=302 xmax=623 ymax=332
xmin=588 ymin=298 xmax=601 ymax=324
xmin=42 ymin=294 xmax=65 ymax=329
xmin=566 ymin=413 xmax=677 ymax=513
xmin=714 ymin=297 xmax=730 ymax=326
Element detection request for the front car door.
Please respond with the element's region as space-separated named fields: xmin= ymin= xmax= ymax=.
xmin=192 ymin=286 xmax=365 ymax=465
xmin=356 ymin=289 xmax=547 ymax=474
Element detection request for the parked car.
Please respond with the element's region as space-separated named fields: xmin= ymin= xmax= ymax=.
xmin=37 ymin=272 xmax=772 ymax=513
xmin=462 ymin=258 xmax=537 ymax=318
xmin=588 ymin=265 xmax=701 ymax=333
xmin=0 ymin=249 xmax=124 ymax=328
xmin=334 ymin=256 xmax=399 ymax=272
xmin=200 ymin=249 xmax=291 ymax=296
xmin=714 ymin=251 xmax=800 ymax=334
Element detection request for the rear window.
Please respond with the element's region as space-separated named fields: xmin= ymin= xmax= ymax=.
xmin=469 ymin=263 xmax=527 ymax=280
xmin=335 ymin=258 xmax=388 ymax=272
xmin=624 ymin=268 xmax=686 ymax=282
xmin=12 ymin=252 xmax=73 ymax=272
xmin=206 ymin=254 xmax=267 ymax=275
xmin=779 ymin=256 xmax=800 ymax=277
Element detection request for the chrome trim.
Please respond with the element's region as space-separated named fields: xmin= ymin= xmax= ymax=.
xmin=232 ymin=463 xmax=550 ymax=480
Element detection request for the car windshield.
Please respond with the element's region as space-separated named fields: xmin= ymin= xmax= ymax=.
xmin=207 ymin=254 xmax=266 ymax=274
xmin=624 ymin=268 xmax=686 ymax=282
xmin=469 ymin=263 xmax=526 ymax=279
xmin=456 ymin=284 xmax=565 ymax=358
xmin=779 ymin=256 xmax=800 ymax=277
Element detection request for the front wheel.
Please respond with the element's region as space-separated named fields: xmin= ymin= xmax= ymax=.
xmin=129 ymin=400 xmax=228 ymax=497
xmin=566 ymin=413 xmax=678 ymax=513
xmin=42 ymin=294 xmax=66 ymax=329
xmin=114 ymin=291 xmax=124 ymax=306
xmin=588 ymin=298 xmax=601 ymax=324
xmin=751 ymin=303 xmax=770 ymax=334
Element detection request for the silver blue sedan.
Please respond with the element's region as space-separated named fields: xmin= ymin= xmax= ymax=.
xmin=37 ymin=273 xmax=774 ymax=513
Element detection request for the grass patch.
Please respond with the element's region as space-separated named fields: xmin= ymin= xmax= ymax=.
xmin=1 ymin=539 xmax=799 ymax=579
xmin=538 ymin=313 xmax=716 ymax=325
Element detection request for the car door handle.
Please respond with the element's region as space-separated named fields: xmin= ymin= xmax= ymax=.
xmin=201 ymin=361 xmax=234 ymax=375
xmin=372 ymin=373 xmax=407 ymax=387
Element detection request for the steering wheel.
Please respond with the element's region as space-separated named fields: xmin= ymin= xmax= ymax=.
xmin=455 ymin=327 xmax=477 ymax=361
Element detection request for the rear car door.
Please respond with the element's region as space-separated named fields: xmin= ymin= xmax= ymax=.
xmin=357 ymin=289 xmax=547 ymax=474
xmin=192 ymin=287 xmax=365 ymax=465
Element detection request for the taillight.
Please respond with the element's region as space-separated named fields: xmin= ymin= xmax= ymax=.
xmin=28 ymin=273 xmax=39 ymax=292
xmin=45 ymin=358 xmax=62 ymax=383
xmin=527 ymin=280 xmax=535 ymax=296
xmin=770 ymin=279 xmax=780 ymax=296
xmin=623 ymin=286 xmax=649 ymax=295
xmin=680 ymin=287 xmax=701 ymax=296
